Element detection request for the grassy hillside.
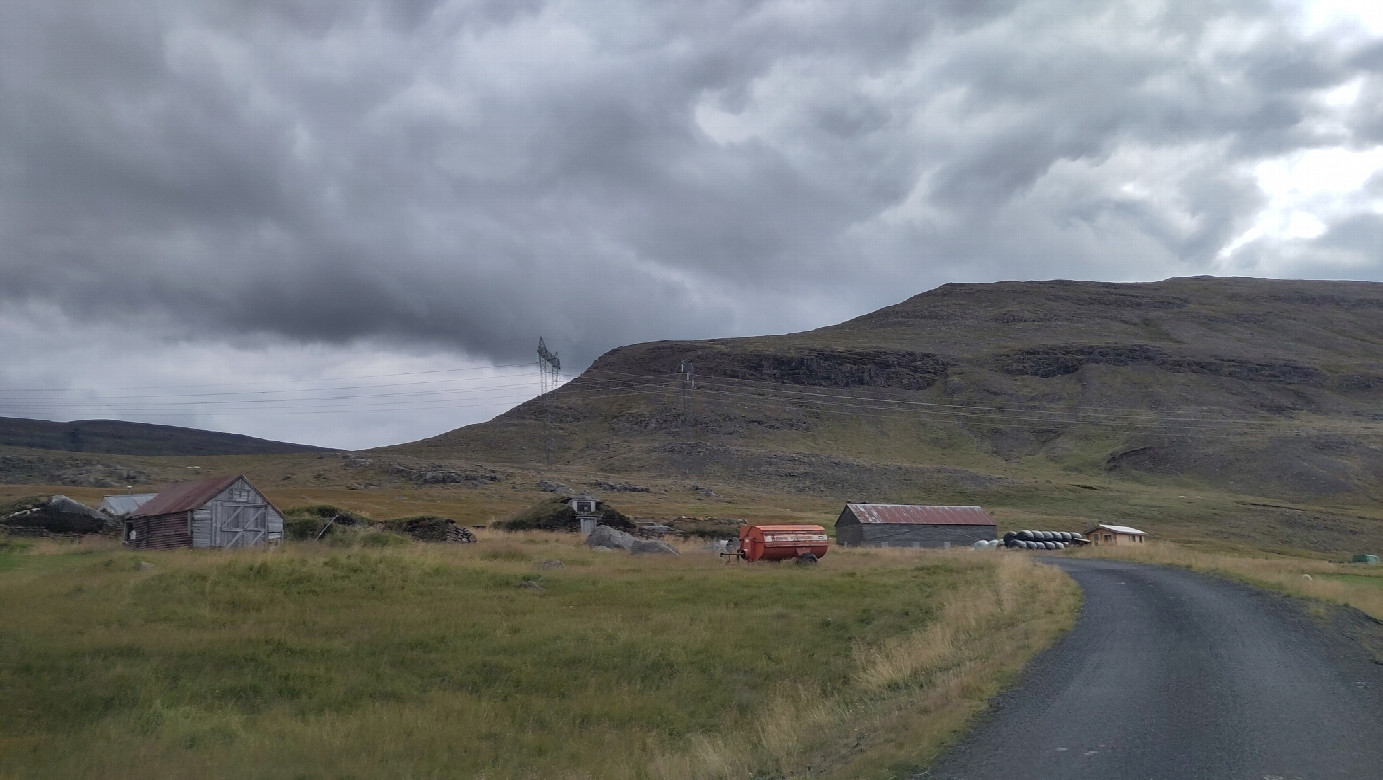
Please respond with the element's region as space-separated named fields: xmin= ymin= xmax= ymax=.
xmin=0 ymin=417 xmax=331 ymax=457
xmin=393 ymin=277 xmax=1383 ymax=555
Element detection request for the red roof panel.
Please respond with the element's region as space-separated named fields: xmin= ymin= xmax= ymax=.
xmin=131 ymin=474 xmax=242 ymax=518
xmin=844 ymin=504 xmax=994 ymax=526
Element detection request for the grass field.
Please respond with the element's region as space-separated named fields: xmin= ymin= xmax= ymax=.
xmin=0 ymin=535 xmax=1077 ymax=779
xmin=1082 ymin=542 xmax=1383 ymax=622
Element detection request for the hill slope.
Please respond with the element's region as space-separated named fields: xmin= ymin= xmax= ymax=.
xmin=399 ymin=278 xmax=1383 ymax=548
xmin=0 ymin=417 xmax=332 ymax=457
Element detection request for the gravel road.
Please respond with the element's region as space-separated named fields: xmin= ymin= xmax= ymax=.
xmin=922 ymin=558 xmax=1383 ymax=779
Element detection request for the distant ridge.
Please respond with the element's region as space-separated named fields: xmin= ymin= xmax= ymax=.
xmin=402 ymin=276 xmax=1383 ymax=510
xmin=0 ymin=416 xmax=333 ymax=456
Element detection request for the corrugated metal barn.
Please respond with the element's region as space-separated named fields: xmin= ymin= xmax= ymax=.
xmin=835 ymin=504 xmax=997 ymax=548
xmin=124 ymin=474 xmax=284 ymax=550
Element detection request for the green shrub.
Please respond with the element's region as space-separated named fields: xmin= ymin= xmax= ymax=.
xmin=377 ymin=516 xmax=457 ymax=542
xmin=283 ymin=505 xmax=371 ymax=542
xmin=319 ymin=525 xmax=409 ymax=548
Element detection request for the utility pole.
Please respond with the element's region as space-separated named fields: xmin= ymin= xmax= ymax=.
xmin=537 ymin=338 xmax=561 ymax=465
xmin=679 ymin=360 xmax=694 ymax=421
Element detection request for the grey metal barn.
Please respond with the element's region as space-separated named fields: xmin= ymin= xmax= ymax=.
xmin=124 ymin=474 xmax=284 ymax=550
xmin=835 ymin=504 xmax=996 ymax=548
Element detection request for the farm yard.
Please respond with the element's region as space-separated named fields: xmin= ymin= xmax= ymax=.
xmin=0 ymin=533 xmax=1076 ymax=778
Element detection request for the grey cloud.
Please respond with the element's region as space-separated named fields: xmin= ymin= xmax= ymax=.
xmin=2 ymin=0 xmax=1382 ymax=379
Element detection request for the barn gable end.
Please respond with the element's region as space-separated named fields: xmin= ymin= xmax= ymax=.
xmin=126 ymin=475 xmax=284 ymax=550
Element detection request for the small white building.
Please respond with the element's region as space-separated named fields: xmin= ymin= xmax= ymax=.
xmin=570 ymin=495 xmax=600 ymax=535
xmin=1086 ymin=523 xmax=1148 ymax=546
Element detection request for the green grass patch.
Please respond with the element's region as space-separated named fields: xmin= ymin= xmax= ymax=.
xmin=1320 ymin=572 xmax=1383 ymax=588
xmin=0 ymin=538 xmax=1077 ymax=778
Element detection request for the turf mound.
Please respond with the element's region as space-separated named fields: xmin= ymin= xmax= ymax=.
xmin=1 ymin=495 xmax=113 ymax=535
xmin=495 ymin=495 xmax=634 ymax=532
xmin=378 ymin=516 xmax=477 ymax=543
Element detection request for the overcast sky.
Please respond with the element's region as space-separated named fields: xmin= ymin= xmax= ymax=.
xmin=2 ymin=0 xmax=1382 ymax=450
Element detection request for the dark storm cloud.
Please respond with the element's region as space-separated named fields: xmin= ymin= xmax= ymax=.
xmin=2 ymin=0 xmax=1382 ymax=374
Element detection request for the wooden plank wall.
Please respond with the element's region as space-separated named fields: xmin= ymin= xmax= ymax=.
xmin=128 ymin=512 xmax=193 ymax=550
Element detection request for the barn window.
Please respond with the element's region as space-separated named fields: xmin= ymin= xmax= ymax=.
xmin=230 ymin=486 xmax=251 ymax=503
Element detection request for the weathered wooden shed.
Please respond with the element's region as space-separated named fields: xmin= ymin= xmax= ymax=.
xmin=835 ymin=504 xmax=997 ymax=548
xmin=124 ymin=474 xmax=284 ymax=550
xmin=1085 ymin=523 xmax=1147 ymax=546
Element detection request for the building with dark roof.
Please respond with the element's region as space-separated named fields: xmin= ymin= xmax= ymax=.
xmin=834 ymin=504 xmax=996 ymax=548
xmin=124 ymin=474 xmax=284 ymax=550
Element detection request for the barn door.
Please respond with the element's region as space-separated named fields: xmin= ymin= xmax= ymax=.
xmin=215 ymin=504 xmax=268 ymax=548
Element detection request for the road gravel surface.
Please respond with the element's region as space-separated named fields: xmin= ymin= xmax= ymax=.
xmin=923 ymin=558 xmax=1383 ymax=779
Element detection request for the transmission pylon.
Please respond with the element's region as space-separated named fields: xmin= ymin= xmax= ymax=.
xmin=537 ymin=338 xmax=561 ymax=464
xmin=537 ymin=337 xmax=561 ymax=395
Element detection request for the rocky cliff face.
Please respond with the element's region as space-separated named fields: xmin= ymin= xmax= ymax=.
xmin=404 ymin=277 xmax=1383 ymax=505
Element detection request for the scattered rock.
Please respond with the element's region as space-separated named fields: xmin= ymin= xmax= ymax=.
xmin=591 ymin=480 xmax=651 ymax=493
xmin=389 ymin=463 xmax=507 ymax=486
xmin=538 ymin=480 xmax=572 ymax=493
xmin=518 ymin=580 xmax=545 ymax=590
xmin=136 ymin=561 xmax=153 ymax=571
xmin=538 ymin=560 xmax=565 ymax=570
xmin=585 ymin=525 xmax=638 ymax=550
xmin=630 ymin=540 xmax=680 ymax=555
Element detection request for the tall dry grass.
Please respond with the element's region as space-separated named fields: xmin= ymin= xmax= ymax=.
xmin=646 ymin=552 xmax=1079 ymax=778
xmin=1082 ymin=541 xmax=1383 ymax=620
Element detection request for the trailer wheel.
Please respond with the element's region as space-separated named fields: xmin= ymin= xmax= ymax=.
xmin=796 ymin=553 xmax=819 ymax=565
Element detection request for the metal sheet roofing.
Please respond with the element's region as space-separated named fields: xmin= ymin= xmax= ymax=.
xmin=130 ymin=474 xmax=242 ymax=518
xmin=843 ymin=504 xmax=994 ymax=526
xmin=99 ymin=494 xmax=157 ymax=516
xmin=1091 ymin=523 xmax=1147 ymax=536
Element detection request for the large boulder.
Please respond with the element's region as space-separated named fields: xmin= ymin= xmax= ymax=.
xmin=630 ymin=540 xmax=680 ymax=555
xmin=585 ymin=525 xmax=638 ymax=550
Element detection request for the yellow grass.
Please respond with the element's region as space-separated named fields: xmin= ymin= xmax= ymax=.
xmin=1082 ymin=541 xmax=1383 ymax=621
xmin=646 ymin=552 xmax=1080 ymax=778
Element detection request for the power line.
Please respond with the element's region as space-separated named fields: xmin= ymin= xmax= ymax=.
xmin=0 ymin=363 xmax=537 ymax=392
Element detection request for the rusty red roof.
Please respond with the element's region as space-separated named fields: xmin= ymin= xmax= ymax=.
xmin=130 ymin=474 xmax=242 ymax=518
xmin=842 ymin=504 xmax=994 ymax=526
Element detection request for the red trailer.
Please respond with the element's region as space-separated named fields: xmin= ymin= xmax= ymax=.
xmin=737 ymin=524 xmax=829 ymax=563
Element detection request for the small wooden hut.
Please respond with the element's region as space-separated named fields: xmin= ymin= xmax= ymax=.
xmin=1085 ymin=523 xmax=1147 ymax=546
xmin=124 ymin=474 xmax=284 ymax=550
